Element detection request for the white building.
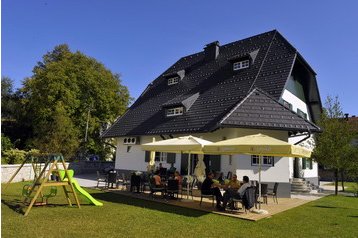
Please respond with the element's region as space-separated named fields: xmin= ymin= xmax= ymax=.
xmin=102 ymin=30 xmax=322 ymax=197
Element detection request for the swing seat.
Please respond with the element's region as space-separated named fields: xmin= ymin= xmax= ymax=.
xmin=22 ymin=184 xmax=57 ymax=205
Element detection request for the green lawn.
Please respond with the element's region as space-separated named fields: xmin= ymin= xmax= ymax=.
xmin=325 ymin=182 xmax=358 ymax=194
xmin=2 ymin=182 xmax=358 ymax=238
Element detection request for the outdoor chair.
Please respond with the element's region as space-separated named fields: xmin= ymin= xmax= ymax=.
xmin=140 ymin=173 xmax=150 ymax=192
xmin=130 ymin=173 xmax=141 ymax=193
xmin=117 ymin=173 xmax=130 ymax=190
xmin=267 ymin=182 xmax=279 ymax=204
xmin=181 ymin=177 xmax=196 ymax=200
xmin=197 ymin=182 xmax=215 ymax=207
xmin=232 ymin=186 xmax=257 ymax=213
xmin=166 ymin=179 xmax=179 ymax=199
xmin=149 ymin=177 xmax=165 ymax=199
xmin=96 ymin=171 xmax=108 ymax=188
xmin=260 ymin=183 xmax=268 ymax=204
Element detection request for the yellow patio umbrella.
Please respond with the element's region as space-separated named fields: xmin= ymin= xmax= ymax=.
xmin=142 ymin=135 xmax=213 ymax=199
xmin=203 ymin=133 xmax=312 ymax=211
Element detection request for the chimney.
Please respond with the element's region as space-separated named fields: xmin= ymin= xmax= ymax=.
xmin=204 ymin=41 xmax=220 ymax=61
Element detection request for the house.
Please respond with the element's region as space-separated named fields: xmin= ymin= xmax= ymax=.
xmin=102 ymin=30 xmax=322 ymax=197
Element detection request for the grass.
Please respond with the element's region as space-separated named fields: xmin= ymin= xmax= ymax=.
xmin=2 ymin=182 xmax=358 ymax=238
xmin=325 ymin=182 xmax=358 ymax=194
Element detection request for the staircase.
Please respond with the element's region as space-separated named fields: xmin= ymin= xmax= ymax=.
xmin=291 ymin=178 xmax=311 ymax=193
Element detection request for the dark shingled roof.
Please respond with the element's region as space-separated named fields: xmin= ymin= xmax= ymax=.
xmin=102 ymin=30 xmax=320 ymax=138
xmin=220 ymin=88 xmax=320 ymax=132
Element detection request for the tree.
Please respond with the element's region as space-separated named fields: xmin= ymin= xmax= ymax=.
xmin=313 ymin=96 xmax=354 ymax=195
xmin=1 ymin=76 xmax=16 ymax=119
xmin=21 ymin=44 xmax=131 ymax=159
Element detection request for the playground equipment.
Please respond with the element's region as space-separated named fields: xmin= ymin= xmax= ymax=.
xmin=57 ymin=169 xmax=103 ymax=206
xmin=3 ymin=153 xmax=81 ymax=216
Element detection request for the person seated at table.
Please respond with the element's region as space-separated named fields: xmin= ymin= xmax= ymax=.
xmin=222 ymin=175 xmax=251 ymax=209
xmin=201 ymin=172 xmax=224 ymax=211
xmin=153 ymin=170 xmax=165 ymax=188
xmin=224 ymin=174 xmax=241 ymax=190
xmin=174 ymin=171 xmax=182 ymax=189
xmin=222 ymin=174 xmax=240 ymax=208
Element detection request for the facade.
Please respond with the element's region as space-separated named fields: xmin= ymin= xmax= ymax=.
xmin=102 ymin=30 xmax=322 ymax=197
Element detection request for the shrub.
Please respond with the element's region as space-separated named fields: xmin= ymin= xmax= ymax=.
xmin=2 ymin=149 xmax=27 ymax=164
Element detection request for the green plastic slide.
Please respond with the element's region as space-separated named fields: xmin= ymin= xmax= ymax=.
xmin=57 ymin=170 xmax=103 ymax=206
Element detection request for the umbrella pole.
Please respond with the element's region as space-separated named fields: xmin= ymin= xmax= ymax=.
xmin=259 ymin=155 xmax=262 ymax=210
xmin=187 ymin=153 xmax=191 ymax=199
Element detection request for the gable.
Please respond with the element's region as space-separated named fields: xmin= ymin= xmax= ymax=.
xmin=220 ymin=88 xmax=321 ymax=132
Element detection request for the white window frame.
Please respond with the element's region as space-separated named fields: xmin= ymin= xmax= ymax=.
xmin=166 ymin=107 xmax=184 ymax=117
xmin=251 ymin=155 xmax=274 ymax=167
xmin=155 ymin=152 xmax=168 ymax=162
xmin=168 ymin=76 xmax=179 ymax=85
xmin=233 ymin=59 xmax=250 ymax=71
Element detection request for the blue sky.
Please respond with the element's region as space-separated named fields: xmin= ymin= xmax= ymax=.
xmin=2 ymin=0 xmax=358 ymax=115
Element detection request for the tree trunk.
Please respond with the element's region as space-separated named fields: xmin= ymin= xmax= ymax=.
xmin=334 ymin=169 xmax=339 ymax=195
xmin=340 ymin=170 xmax=345 ymax=192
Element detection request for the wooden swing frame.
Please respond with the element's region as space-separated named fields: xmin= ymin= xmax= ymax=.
xmin=2 ymin=153 xmax=81 ymax=216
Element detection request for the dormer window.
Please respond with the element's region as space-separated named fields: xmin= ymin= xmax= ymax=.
xmin=166 ymin=107 xmax=184 ymax=116
xmin=168 ymin=76 xmax=180 ymax=85
xmin=233 ymin=59 xmax=250 ymax=71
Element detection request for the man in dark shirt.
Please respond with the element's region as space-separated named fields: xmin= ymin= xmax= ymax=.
xmin=201 ymin=172 xmax=223 ymax=210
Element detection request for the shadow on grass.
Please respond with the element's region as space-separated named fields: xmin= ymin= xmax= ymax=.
xmin=348 ymin=215 xmax=358 ymax=218
xmin=91 ymin=191 xmax=209 ymax=218
xmin=1 ymin=199 xmax=25 ymax=215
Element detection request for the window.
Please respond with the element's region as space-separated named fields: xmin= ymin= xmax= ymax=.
xmin=302 ymin=158 xmax=312 ymax=170
xmin=166 ymin=107 xmax=184 ymax=116
xmin=155 ymin=152 xmax=167 ymax=162
xmin=233 ymin=59 xmax=250 ymax=71
xmin=283 ymin=100 xmax=293 ymax=110
xmin=297 ymin=108 xmax=307 ymax=119
xmin=251 ymin=155 xmax=274 ymax=166
xmin=168 ymin=76 xmax=179 ymax=85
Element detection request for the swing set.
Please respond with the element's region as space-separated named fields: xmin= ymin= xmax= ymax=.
xmin=2 ymin=153 xmax=81 ymax=216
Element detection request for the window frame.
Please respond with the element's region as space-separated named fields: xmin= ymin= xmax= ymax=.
xmin=283 ymin=100 xmax=293 ymax=110
xmin=168 ymin=76 xmax=180 ymax=85
xmin=155 ymin=152 xmax=168 ymax=162
xmin=251 ymin=155 xmax=275 ymax=167
xmin=166 ymin=107 xmax=184 ymax=117
xmin=233 ymin=59 xmax=250 ymax=71
xmin=297 ymin=108 xmax=307 ymax=119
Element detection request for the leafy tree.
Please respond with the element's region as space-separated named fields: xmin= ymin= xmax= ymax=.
xmin=313 ymin=96 xmax=354 ymax=195
xmin=1 ymin=76 xmax=16 ymax=119
xmin=21 ymin=44 xmax=131 ymax=160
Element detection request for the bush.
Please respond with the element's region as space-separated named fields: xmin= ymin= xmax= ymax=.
xmin=2 ymin=149 xmax=27 ymax=164
xmin=1 ymin=133 xmax=13 ymax=152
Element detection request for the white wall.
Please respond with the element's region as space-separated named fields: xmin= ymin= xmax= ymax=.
xmin=235 ymin=155 xmax=290 ymax=183
xmin=115 ymin=128 xmax=293 ymax=184
xmin=282 ymin=76 xmax=318 ymax=180
xmin=1 ymin=163 xmax=69 ymax=183
xmin=281 ymin=89 xmax=311 ymax=121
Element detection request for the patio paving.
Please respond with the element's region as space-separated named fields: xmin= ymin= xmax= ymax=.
xmin=107 ymin=188 xmax=313 ymax=221
xmin=74 ymin=173 xmax=325 ymax=221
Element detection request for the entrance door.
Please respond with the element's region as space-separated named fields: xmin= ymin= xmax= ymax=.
xmin=204 ymin=155 xmax=221 ymax=174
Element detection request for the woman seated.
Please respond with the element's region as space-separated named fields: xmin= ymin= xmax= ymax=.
xmin=153 ymin=170 xmax=165 ymax=188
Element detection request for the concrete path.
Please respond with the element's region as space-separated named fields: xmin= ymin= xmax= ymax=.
xmin=74 ymin=173 xmax=98 ymax=188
